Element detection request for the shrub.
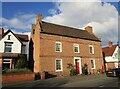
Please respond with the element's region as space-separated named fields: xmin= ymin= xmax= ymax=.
xmin=15 ymin=54 xmax=25 ymax=69
xmin=82 ymin=64 xmax=88 ymax=75
xmin=70 ymin=69 xmax=77 ymax=76
xmin=97 ymin=69 xmax=102 ymax=74
xmin=67 ymin=63 xmax=77 ymax=76
xmin=2 ymin=68 xmax=32 ymax=74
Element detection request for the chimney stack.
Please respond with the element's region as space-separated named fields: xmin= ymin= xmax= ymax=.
xmin=31 ymin=24 xmax=36 ymax=34
xmin=108 ymin=41 xmax=113 ymax=47
xmin=85 ymin=26 xmax=93 ymax=34
xmin=36 ymin=14 xmax=42 ymax=24
xmin=0 ymin=28 xmax=4 ymax=35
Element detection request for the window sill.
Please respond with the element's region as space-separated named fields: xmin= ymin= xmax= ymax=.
xmin=55 ymin=70 xmax=63 ymax=72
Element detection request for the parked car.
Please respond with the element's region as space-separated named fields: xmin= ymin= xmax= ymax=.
xmin=106 ymin=68 xmax=120 ymax=78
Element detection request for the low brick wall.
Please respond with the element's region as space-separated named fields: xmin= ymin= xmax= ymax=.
xmin=2 ymin=73 xmax=35 ymax=83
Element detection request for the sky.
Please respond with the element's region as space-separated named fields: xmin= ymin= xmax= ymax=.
xmin=1 ymin=0 xmax=120 ymax=46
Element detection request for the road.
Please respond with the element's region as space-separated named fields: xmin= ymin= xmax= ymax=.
xmin=2 ymin=74 xmax=120 ymax=88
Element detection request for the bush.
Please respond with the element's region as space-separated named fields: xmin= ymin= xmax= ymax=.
xmin=70 ymin=69 xmax=77 ymax=76
xmin=67 ymin=63 xmax=77 ymax=76
xmin=82 ymin=64 xmax=88 ymax=75
xmin=97 ymin=69 xmax=102 ymax=74
xmin=15 ymin=54 xmax=25 ymax=69
xmin=2 ymin=68 xmax=32 ymax=74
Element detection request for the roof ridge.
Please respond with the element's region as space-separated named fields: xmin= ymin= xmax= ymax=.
xmin=42 ymin=21 xmax=84 ymax=32
xmin=102 ymin=44 xmax=117 ymax=48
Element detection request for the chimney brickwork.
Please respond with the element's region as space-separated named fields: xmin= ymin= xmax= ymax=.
xmin=85 ymin=26 xmax=93 ymax=34
xmin=108 ymin=41 xmax=113 ymax=47
xmin=0 ymin=28 xmax=4 ymax=35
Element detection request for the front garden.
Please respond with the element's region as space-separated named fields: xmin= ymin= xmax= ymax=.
xmin=2 ymin=54 xmax=35 ymax=83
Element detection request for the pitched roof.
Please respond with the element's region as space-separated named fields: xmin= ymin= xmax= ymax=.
xmin=0 ymin=29 xmax=29 ymax=42
xmin=40 ymin=21 xmax=101 ymax=42
xmin=102 ymin=45 xmax=117 ymax=56
xmin=15 ymin=34 xmax=28 ymax=42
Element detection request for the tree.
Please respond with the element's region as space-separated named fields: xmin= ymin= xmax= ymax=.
xmin=15 ymin=54 xmax=25 ymax=69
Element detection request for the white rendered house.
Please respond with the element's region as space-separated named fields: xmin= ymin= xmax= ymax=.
xmin=102 ymin=41 xmax=120 ymax=70
xmin=0 ymin=28 xmax=29 ymax=69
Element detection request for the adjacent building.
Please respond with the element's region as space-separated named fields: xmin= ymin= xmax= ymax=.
xmin=102 ymin=41 xmax=120 ymax=70
xmin=29 ymin=14 xmax=104 ymax=77
xmin=0 ymin=28 xmax=29 ymax=70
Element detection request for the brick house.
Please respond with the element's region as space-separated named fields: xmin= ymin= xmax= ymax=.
xmin=102 ymin=41 xmax=120 ymax=71
xmin=0 ymin=28 xmax=29 ymax=70
xmin=29 ymin=14 xmax=104 ymax=77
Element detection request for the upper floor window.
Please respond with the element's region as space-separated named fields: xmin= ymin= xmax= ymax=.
xmin=55 ymin=42 xmax=62 ymax=52
xmin=74 ymin=44 xmax=79 ymax=53
xmin=4 ymin=42 xmax=13 ymax=53
xmin=89 ymin=45 xmax=94 ymax=54
xmin=55 ymin=59 xmax=62 ymax=72
xmin=8 ymin=35 xmax=11 ymax=40
xmin=90 ymin=60 xmax=96 ymax=69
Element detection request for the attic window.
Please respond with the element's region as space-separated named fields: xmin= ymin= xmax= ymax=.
xmin=8 ymin=35 xmax=11 ymax=40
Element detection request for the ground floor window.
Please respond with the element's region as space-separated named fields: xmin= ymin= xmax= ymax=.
xmin=2 ymin=59 xmax=12 ymax=70
xmin=90 ymin=59 xmax=96 ymax=69
xmin=55 ymin=59 xmax=62 ymax=72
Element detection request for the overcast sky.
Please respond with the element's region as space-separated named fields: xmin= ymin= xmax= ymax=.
xmin=1 ymin=0 xmax=120 ymax=46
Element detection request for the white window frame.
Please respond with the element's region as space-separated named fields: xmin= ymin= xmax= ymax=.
xmin=55 ymin=42 xmax=62 ymax=52
xmin=74 ymin=44 xmax=79 ymax=53
xmin=90 ymin=59 xmax=96 ymax=69
xmin=55 ymin=59 xmax=63 ymax=72
xmin=89 ymin=45 xmax=94 ymax=54
xmin=3 ymin=59 xmax=11 ymax=64
xmin=4 ymin=42 xmax=13 ymax=53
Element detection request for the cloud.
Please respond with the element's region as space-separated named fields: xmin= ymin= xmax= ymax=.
xmin=2 ymin=13 xmax=36 ymax=32
xmin=44 ymin=2 xmax=118 ymax=46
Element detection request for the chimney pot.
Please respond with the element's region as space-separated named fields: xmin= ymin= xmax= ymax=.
xmin=0 ymin=28 xmax=4 ymax=35
xmin=36 ymin=14 xmax=42 ymax=24
xmin=85 ymin=26 xmax=93 ymax=34
xmin=108 ymin=41 xmax=113 ymax=47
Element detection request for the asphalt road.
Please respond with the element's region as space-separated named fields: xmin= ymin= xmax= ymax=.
xmin=2 ymin=74 xmax=120 ymax=88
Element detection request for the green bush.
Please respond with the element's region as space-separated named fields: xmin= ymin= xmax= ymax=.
xmin=15 ymin=54 xmax=25 ymax=69
xmin=70 ymin=69 xmax=77 ymax=76
xmin=67 ymin=63 xmax=77 ymax=76
xmin=97 ymin=69 xmax=102 ymax=74
xmin=82 ymin=64 xmax=88 ymax=75
xmin=2 ymin=68 xmax=32 ymax=74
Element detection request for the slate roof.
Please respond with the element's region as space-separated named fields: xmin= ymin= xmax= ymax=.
xmin=40 ymin=21 xmax=101 ymax=42
xmin=102 ymin=45 xmax=117 ymax=56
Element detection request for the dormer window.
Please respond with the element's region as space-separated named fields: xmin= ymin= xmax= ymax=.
xmin=8 ymin=35 xmax=11 ymax=40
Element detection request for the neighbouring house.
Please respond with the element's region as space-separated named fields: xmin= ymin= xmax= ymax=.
xmin=29 ymin=14 xmax=104 ymax=77
xmin=102 ymin=41 xmax=120 ymax=71
xmin=0 ymin=28 xmax=29 ymax=70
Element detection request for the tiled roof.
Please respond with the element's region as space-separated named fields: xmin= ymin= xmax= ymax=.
xmin=41 ymin=21 xmax=101 ymax=42
xmin=102 ymin=45 xmax=117 ymax=56
xmin=15 ymin=34 xmax=28 ymax=42
xmin=0 ymin=29 xmax=29 ymax=42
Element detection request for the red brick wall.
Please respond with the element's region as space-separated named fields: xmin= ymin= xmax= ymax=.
xmin=2 ymin=73 xmax=35 ymax=83
xmin=36 ymin=33 xmax=103 ymax=76
xmin=31 ymin=15 xmax=103 ymax=76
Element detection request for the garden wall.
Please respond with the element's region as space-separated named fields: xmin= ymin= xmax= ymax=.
xmin=2 ymin=73 xmax=35 ymax=83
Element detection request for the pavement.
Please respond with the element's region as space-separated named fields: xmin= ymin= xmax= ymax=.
xmin=2 ymin=73 xmax=120 ymax=88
